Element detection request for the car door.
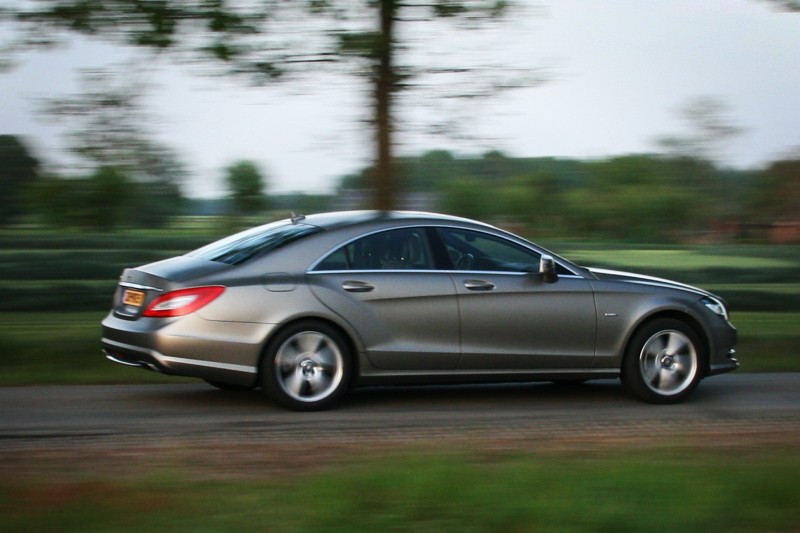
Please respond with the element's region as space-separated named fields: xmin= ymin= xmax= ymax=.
xmin=436 ymin=227 xmax=597 ymax=370
xmin=307 ymin=227 xmax=460 ymax=371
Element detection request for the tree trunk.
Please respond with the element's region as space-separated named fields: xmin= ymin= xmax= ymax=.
xmin=373 ymin=0 xmax=396 ymax=211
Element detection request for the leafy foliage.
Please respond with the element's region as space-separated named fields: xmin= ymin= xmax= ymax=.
xmin=343 ymin=150 xmax=769 ymax=241
xmin=31 ymin=166 xmax=182 ymax=231
xmin=225 ymin=160 xmax=267 ymax=215
xmin=0 ymin=135 xmax=40 ymax=225
xmin=750 ymin=158 xmax=800 ymax=223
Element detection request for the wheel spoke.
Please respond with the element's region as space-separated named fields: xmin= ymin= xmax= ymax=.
xmin=672 ymin=353 xmax=692 ymax=372
xmin=296 ymin=332 xmax=324 ymax=355
xmin=315 ymin=342 xmax=339 ymax=369
xmin=278 ymin=341 xmax=302 ymax=371
xmin=643 ymin=360 xmax=660 ymax=384
xmin=309 ymin=372 xmax=333 ymax=395
xmin=665 ymin=332 xmax=688 ymax=356
xmin=657 ymin=368 xmax=678 ymax=391
xmin=283 ymin=370 xmax=305 ymax=397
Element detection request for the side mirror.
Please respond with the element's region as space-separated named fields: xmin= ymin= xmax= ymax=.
xmin=539 ymin=254 xmax=559 ymax=284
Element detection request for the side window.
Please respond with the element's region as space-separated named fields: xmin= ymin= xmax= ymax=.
xmin=437 ymin=228 xmax=542 ymax=273
xmin=314 ymin=228 xmax=434 ymax=271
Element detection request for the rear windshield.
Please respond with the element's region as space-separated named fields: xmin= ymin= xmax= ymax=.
xmin=187 ymin=222 xmax=320 ymax=265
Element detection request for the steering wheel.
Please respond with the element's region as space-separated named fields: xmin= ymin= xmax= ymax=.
xmin=455 ymin=253 xmax=475 ymax=270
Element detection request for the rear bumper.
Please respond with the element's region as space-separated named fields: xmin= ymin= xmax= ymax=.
xmin=102 ymin=337 xmax=259 ymax=387
xmin=102 ymin=338 xmax=174 ymax=374
xmin=101 ymin=312 xmax=266 ymax=386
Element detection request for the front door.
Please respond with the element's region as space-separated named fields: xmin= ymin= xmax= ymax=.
xmin=437 ymin=228 xmax=596 ymax=370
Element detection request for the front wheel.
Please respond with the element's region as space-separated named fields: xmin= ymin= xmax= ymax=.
xmin=622 ymin=319 xmax=705 ymax=404
xmin=260 ymin=321 xmax=352 ymax=411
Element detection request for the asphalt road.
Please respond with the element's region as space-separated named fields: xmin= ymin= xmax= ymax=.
xmin=2 ymin=374 xmax=798 ymax=479
xmin=2 ymin=373 xmax=799 ymax=446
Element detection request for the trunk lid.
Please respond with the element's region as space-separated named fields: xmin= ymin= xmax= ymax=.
xmin=112 ymin=256 xmax=230 ymax=319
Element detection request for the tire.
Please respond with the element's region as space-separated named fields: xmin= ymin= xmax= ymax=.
xmin=260 ymin=321 xmax=352 ymax=411
xmin=622 ymin=318 xmax=704 ymax=404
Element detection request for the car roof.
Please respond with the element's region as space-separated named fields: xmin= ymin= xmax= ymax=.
xmin=299 ymin=210 xmax=494 ymax=231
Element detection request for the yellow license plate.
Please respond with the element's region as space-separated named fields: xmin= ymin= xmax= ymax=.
xmin=122 ymin=289 xmax=146 ymax=307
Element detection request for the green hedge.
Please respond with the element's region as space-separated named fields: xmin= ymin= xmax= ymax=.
xmin=1 ymin=231 xmax=798 ymax=312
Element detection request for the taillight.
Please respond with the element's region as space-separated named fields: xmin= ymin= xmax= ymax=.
xmin=143 ymin=286 xmax=225 ymax=318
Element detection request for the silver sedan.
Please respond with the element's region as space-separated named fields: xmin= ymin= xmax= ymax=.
xmin=102 ymin=211 xmax=738 ymax=410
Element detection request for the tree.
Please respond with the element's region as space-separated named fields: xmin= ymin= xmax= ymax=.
xmin=87 ymin=166 xmax=135 ymax=231
xmin=40 ymin=68 xmax=187 ymax=183
xmin=37 ymin=67 xmax=187 ymax=227
xmin=569 ymin=156 xmax=701 ymax=241
xmin=656 ymin=96 xmax=745 ymax=164
xmin=3 ymin=1 xmax=543 ymax=210
xmin=225 ymin=160 xmax=267 ymax=215
xmin=31 ymin=166 xmax=133 ymax=230
xmin=438 ymin=176 xmax=494 ymax=221
xmin=751 ymin=157 xmax=800 ymax=223
xmin=762 ymin=0 xmax=800 ymax=11
xmin=0 ymin=135 xmax=40 ymax=225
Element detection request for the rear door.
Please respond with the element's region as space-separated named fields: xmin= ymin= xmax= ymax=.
xmin=308 ymin=227 xmax=460 ymax=370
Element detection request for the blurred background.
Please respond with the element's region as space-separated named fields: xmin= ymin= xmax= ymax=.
xmin=2 ymin=2 xmax=800 ymax=530
xmin=0 ymin=1 xmax=798 ymax=378
xmin=2 ymin=0 xmax=799 ymax=231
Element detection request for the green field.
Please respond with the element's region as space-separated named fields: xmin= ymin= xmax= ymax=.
xmin=2 ymin=447 xmax=799 ymax=532
xmin=1 ymin=229 xmax=798 ymax=384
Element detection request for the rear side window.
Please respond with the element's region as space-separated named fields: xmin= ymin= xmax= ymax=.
xmin=314 ymin=228 xmax=434 ymax=271
xmin=187 ymin=222 xmax=320 ymax=265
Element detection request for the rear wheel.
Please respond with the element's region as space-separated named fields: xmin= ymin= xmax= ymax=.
xmin=260 ymin=321 xmax=352 ymax=411
xmin=622 ymin=318 xmax=704 ymax=404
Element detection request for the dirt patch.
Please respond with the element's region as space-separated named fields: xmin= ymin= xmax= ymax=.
xmin=3 ymin=419 xmax=799 ymax=482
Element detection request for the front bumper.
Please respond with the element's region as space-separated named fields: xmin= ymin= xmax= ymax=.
xmin=706 ymin=317 xmax=739 ymax=376
xmin=708 ymin=348 xmax=739 ymax=376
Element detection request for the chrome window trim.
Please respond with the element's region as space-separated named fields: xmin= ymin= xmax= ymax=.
xmin=309 ymin=268 xmax=584 ymax=280
xmin=307 ymin=224 xmax=584 ymax=277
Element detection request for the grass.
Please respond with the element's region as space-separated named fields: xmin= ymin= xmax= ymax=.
xmin=2 ymin=447 xmax=798 ymax=532
xmin=733 ymin=312 xmax=800 ymax=372
xmin=564 ymin=248 xmax=797 ymax=271
xmin=0 ymin=312 xmax=192 ymax=385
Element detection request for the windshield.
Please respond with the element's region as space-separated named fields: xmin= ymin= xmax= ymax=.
xmin=187 ymin=221 xmax=320 ymax=265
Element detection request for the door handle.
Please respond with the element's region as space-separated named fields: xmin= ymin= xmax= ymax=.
xmin=342 ymin=281 xmax=375 ymax=293
xmin=464 ymin=279 xmax=496 ymax=291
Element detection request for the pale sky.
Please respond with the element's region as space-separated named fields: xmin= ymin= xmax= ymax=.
xmin=1 ymin=0 xmax=799 ymax=198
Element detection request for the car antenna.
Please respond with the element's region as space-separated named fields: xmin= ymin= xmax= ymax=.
xmin=290 ymin=212 xmax=306 ymax=224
